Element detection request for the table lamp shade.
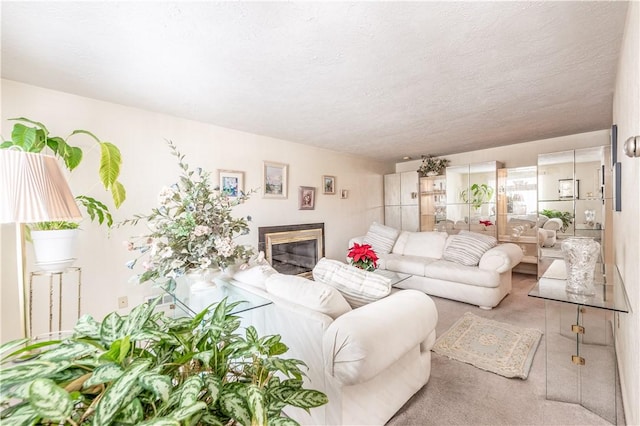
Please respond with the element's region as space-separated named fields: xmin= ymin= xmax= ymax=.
xmin=0 ymin=150 xmax=82 ymax=224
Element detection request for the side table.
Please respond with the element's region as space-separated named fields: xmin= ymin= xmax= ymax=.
xmin=528 ymin=259 xmax=629 ymax=424
xmin=29 ymin=267 xmax=82 ymax=337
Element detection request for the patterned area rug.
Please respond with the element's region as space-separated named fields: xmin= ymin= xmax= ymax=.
xmin=432 ymin=312 xmax=542 ymax=379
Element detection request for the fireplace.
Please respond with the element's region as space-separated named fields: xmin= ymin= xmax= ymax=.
xmin=258 ymin=223 xmax=324 ymax=276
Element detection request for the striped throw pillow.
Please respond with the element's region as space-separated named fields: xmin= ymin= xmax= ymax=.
xmin=443 ymin=230 xmax=497 ymax=266
xmin=312 ymin=258 xmax=392 ymax=308
xmin=363 ymin=222 xmax=400 ymax=254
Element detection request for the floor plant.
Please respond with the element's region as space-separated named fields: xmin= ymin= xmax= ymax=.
xmin=0 ymin=298 xmax=327 ymax=425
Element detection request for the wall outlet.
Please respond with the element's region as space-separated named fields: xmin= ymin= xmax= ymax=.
xmin=118 ymin=296 xmax=128 ymax=309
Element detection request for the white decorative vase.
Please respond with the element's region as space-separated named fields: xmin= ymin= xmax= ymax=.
xmin=426 ymin=171 xmax=439 ymax=177
xmin=561 ymin=237 xmax=600 ymax=296
xmin=31 ymin=229 xmax=79 ymax=272
xmin=185 ymin=268 xmax=222 ymax=313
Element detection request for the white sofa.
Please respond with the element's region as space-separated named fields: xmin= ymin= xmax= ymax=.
xmin=351 ymin=224 xmax=524 ymax=309
xmin=228 ymin=261 xmax=438 ymax=425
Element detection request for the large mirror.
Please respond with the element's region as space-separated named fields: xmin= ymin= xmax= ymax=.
xmin=537 ymin=146 xmax=611 ymax=274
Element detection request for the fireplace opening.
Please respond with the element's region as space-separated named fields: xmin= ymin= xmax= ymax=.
xmin=258 ymin=223 xmax=324 ymax=276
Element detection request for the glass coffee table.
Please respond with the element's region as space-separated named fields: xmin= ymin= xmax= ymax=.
xmin=373 ymin=269 xmax=411 ymax=287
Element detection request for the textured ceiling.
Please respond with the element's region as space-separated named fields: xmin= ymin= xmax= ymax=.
xmin=1 ymin=2 xmax=629 ymax=162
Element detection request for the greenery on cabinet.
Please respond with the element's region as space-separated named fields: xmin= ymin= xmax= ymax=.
xmin=460 ymin=183 xmax=494 ymax=210
xmin=0 ymin=297 xmax=327 ymax=425
xmin=541 ymin=209 xmax=574 ymax=232
xmin=1 ymin=117 xmax=126 ymax=229
xmin=417 ymin=155 xmax=449 ymax=177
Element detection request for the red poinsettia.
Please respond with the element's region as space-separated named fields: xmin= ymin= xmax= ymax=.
xmin=347 ymin=243 xmax=379 ymax=271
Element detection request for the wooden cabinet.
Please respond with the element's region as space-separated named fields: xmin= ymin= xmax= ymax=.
xmin=497 ymin=166 xmax=538 ymax=275
xmin=419 ymin=175 xmax=446 ymax=231
xmin=384 ymin=171 xmax=419 ymax=231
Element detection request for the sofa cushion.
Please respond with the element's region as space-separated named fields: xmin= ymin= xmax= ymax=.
xmin=232 ymin=263 xmax=277 ymax=290
xmin=401 ymin=231 xmax=448 ymax=258
xmin=424 ymin=260 xmax=500 ymax=288
xmin=265 ymin=273 xmax=352 ymax=319
xmin=313 ymin=258 xmax=392 ymax=308
xmin=363 ymin=222 xmax=400 ymax=255
xmin=383 ymin=253 xmax=437 ymax=276
xmin=442 ymin=230 xmax=498 ymax=266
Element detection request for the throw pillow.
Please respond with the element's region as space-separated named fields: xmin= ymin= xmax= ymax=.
xmin=312 ymin=258 xmax=391 ymax=308
xmin=232 ymin=263 xmax=277 ymax=290
xmin=265 ymin=273 xmax=352 ymax=319
xmin=443 ymin=230 xmax=498 ymax=266
xmin=363 ymin=222 xmax=400 ymax=254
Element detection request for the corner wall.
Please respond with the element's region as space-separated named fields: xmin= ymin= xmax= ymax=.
xmin=612 ymin=3 xmax=640 ymax=425
xmin=0 ymin=79 xmax=391 ymax=342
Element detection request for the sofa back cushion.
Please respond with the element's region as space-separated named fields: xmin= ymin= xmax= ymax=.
xmin=232 ymin=263 xmax=278 ymax=290
xmin=312 ymin=258 xmax=392 ymax=308
xmin=363 ymin=222 xmax=400 ymax=255
xmin=395 ymin=231 xmax=448 ymax=258
xmin=265 ymin=273 xmax=352 ymax=319
xmin=442 ymin=230 xmax=498 ymax=266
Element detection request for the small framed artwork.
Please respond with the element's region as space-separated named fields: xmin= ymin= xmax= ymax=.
xmin=322 ymin=175 xmax=336 ymax=194
xmin=219 ymin=170 xmax=244 ymax=199
xmin=263 ymin=161 xmax=288 ymax=199
xmin=341 ymin=189 xmax=349 ymax=199
xmin=558 ymin=179 xmax=579 ymax=199
xmin=298 ymin=186 xmax=316 ymax=210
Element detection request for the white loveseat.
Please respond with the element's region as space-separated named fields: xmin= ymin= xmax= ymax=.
xmin=351 ymin=223 xmax=524 ymax=309
xmin=228 ymin=260 xmax=439 ymax=425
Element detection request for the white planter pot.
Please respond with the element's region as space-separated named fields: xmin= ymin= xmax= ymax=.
xmin=31 ymin=229 xmax=79 ymax=272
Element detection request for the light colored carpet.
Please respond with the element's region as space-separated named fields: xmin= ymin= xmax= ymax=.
xmin=387 ymin=273 xmax=623 ymax=426
xmin=432 ymin=312 xmax=542 ymax=379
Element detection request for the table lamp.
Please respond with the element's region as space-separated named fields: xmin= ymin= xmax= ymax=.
xmin=0 ymin=149 xmax=82 ymax=338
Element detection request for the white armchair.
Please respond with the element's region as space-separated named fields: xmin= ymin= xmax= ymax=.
xmin=538 ymin=217 xmax=563 ymax=247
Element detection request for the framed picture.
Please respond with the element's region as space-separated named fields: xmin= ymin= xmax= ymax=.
xmin=340 ymin=189 xmax=349 ymax=199
xmin=558 ymin=179 xmax=579 ymax=199
xmin=322 ymin=175 xmax=336 ymax=194
xmin=298 ymin=186 xmax=316 ymax=210
xmin=263 ymin=161 xmax=288 ymax=199
xmin=218 ymin=170 xmax=244 ymax=199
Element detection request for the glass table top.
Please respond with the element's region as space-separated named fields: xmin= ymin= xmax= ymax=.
xmin=373 ymin=269 xmax=412 ymax=287
xmin=161 ymin=274 xmax=272 ymax=318
xmin=528 ymin=259 xmax=629 ymax=313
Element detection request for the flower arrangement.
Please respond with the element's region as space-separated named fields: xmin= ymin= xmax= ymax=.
xmin=347 ymin=243 xmax=379 ymax=271
xmin=417 ymin=155 xmax=449 ymax=176
xmin=122 ymin=141 xmax=253 ymax=286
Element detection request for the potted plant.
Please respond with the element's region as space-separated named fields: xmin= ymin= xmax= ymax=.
xmin=460 ymin=183 xmax=494 ymax=210
xmin=2 ymin=118 xmax=126 ymax=270
xmin=541 ymin=209 xmax=574 ymax=233
xmin=0 ymin=297 xmax=328 ymax=425
xmin=417 ymin=155 xmax=449 ymax=177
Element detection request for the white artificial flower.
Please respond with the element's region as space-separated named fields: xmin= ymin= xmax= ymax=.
xmin=193 ymin=225 xmax=211 ymax=237
xmin=159 ymin=247 xmax=173 ymax=258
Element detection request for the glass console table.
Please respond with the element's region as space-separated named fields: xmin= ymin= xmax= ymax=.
xmin=159 ymin=273 xmax=272 ymax=319
xmin=528 ymin=259 xmax=629 ymax=424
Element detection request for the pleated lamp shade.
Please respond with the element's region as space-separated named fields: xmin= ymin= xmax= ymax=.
xmin=0 ymin=150 xmax=83 ymax=223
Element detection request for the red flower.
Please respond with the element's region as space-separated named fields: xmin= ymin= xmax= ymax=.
xmin=347 ymin=243 xmax=378 ymax=271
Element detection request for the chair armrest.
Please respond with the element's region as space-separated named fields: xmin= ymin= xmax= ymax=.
xmin=323 ymin=290 xmax=437 ymax=386
xmin=479 ymin=243 xmax=524 ymax=273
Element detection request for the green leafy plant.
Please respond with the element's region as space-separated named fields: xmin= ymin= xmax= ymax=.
xmin=541 ymin=209 xmax=574 ymax=232
xmin=1 ymin=117 xmax=126 ymax=228
xmin=417 ymin=155 xmax=449 ymax=176
xmin=0 ymin=298 xmax=327 ymax=425
xmin=460 ymin=183 xmax=494 ymax=210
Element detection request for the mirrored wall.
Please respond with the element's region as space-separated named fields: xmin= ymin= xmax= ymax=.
xmin=537 ymin=146 xmax=611 ymax=274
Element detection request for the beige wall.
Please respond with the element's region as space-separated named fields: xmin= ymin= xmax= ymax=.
xmin=1 ymin=79 xmax=391 ymax=342
xmin=612 ymin=3 xmax=640 ymax=425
